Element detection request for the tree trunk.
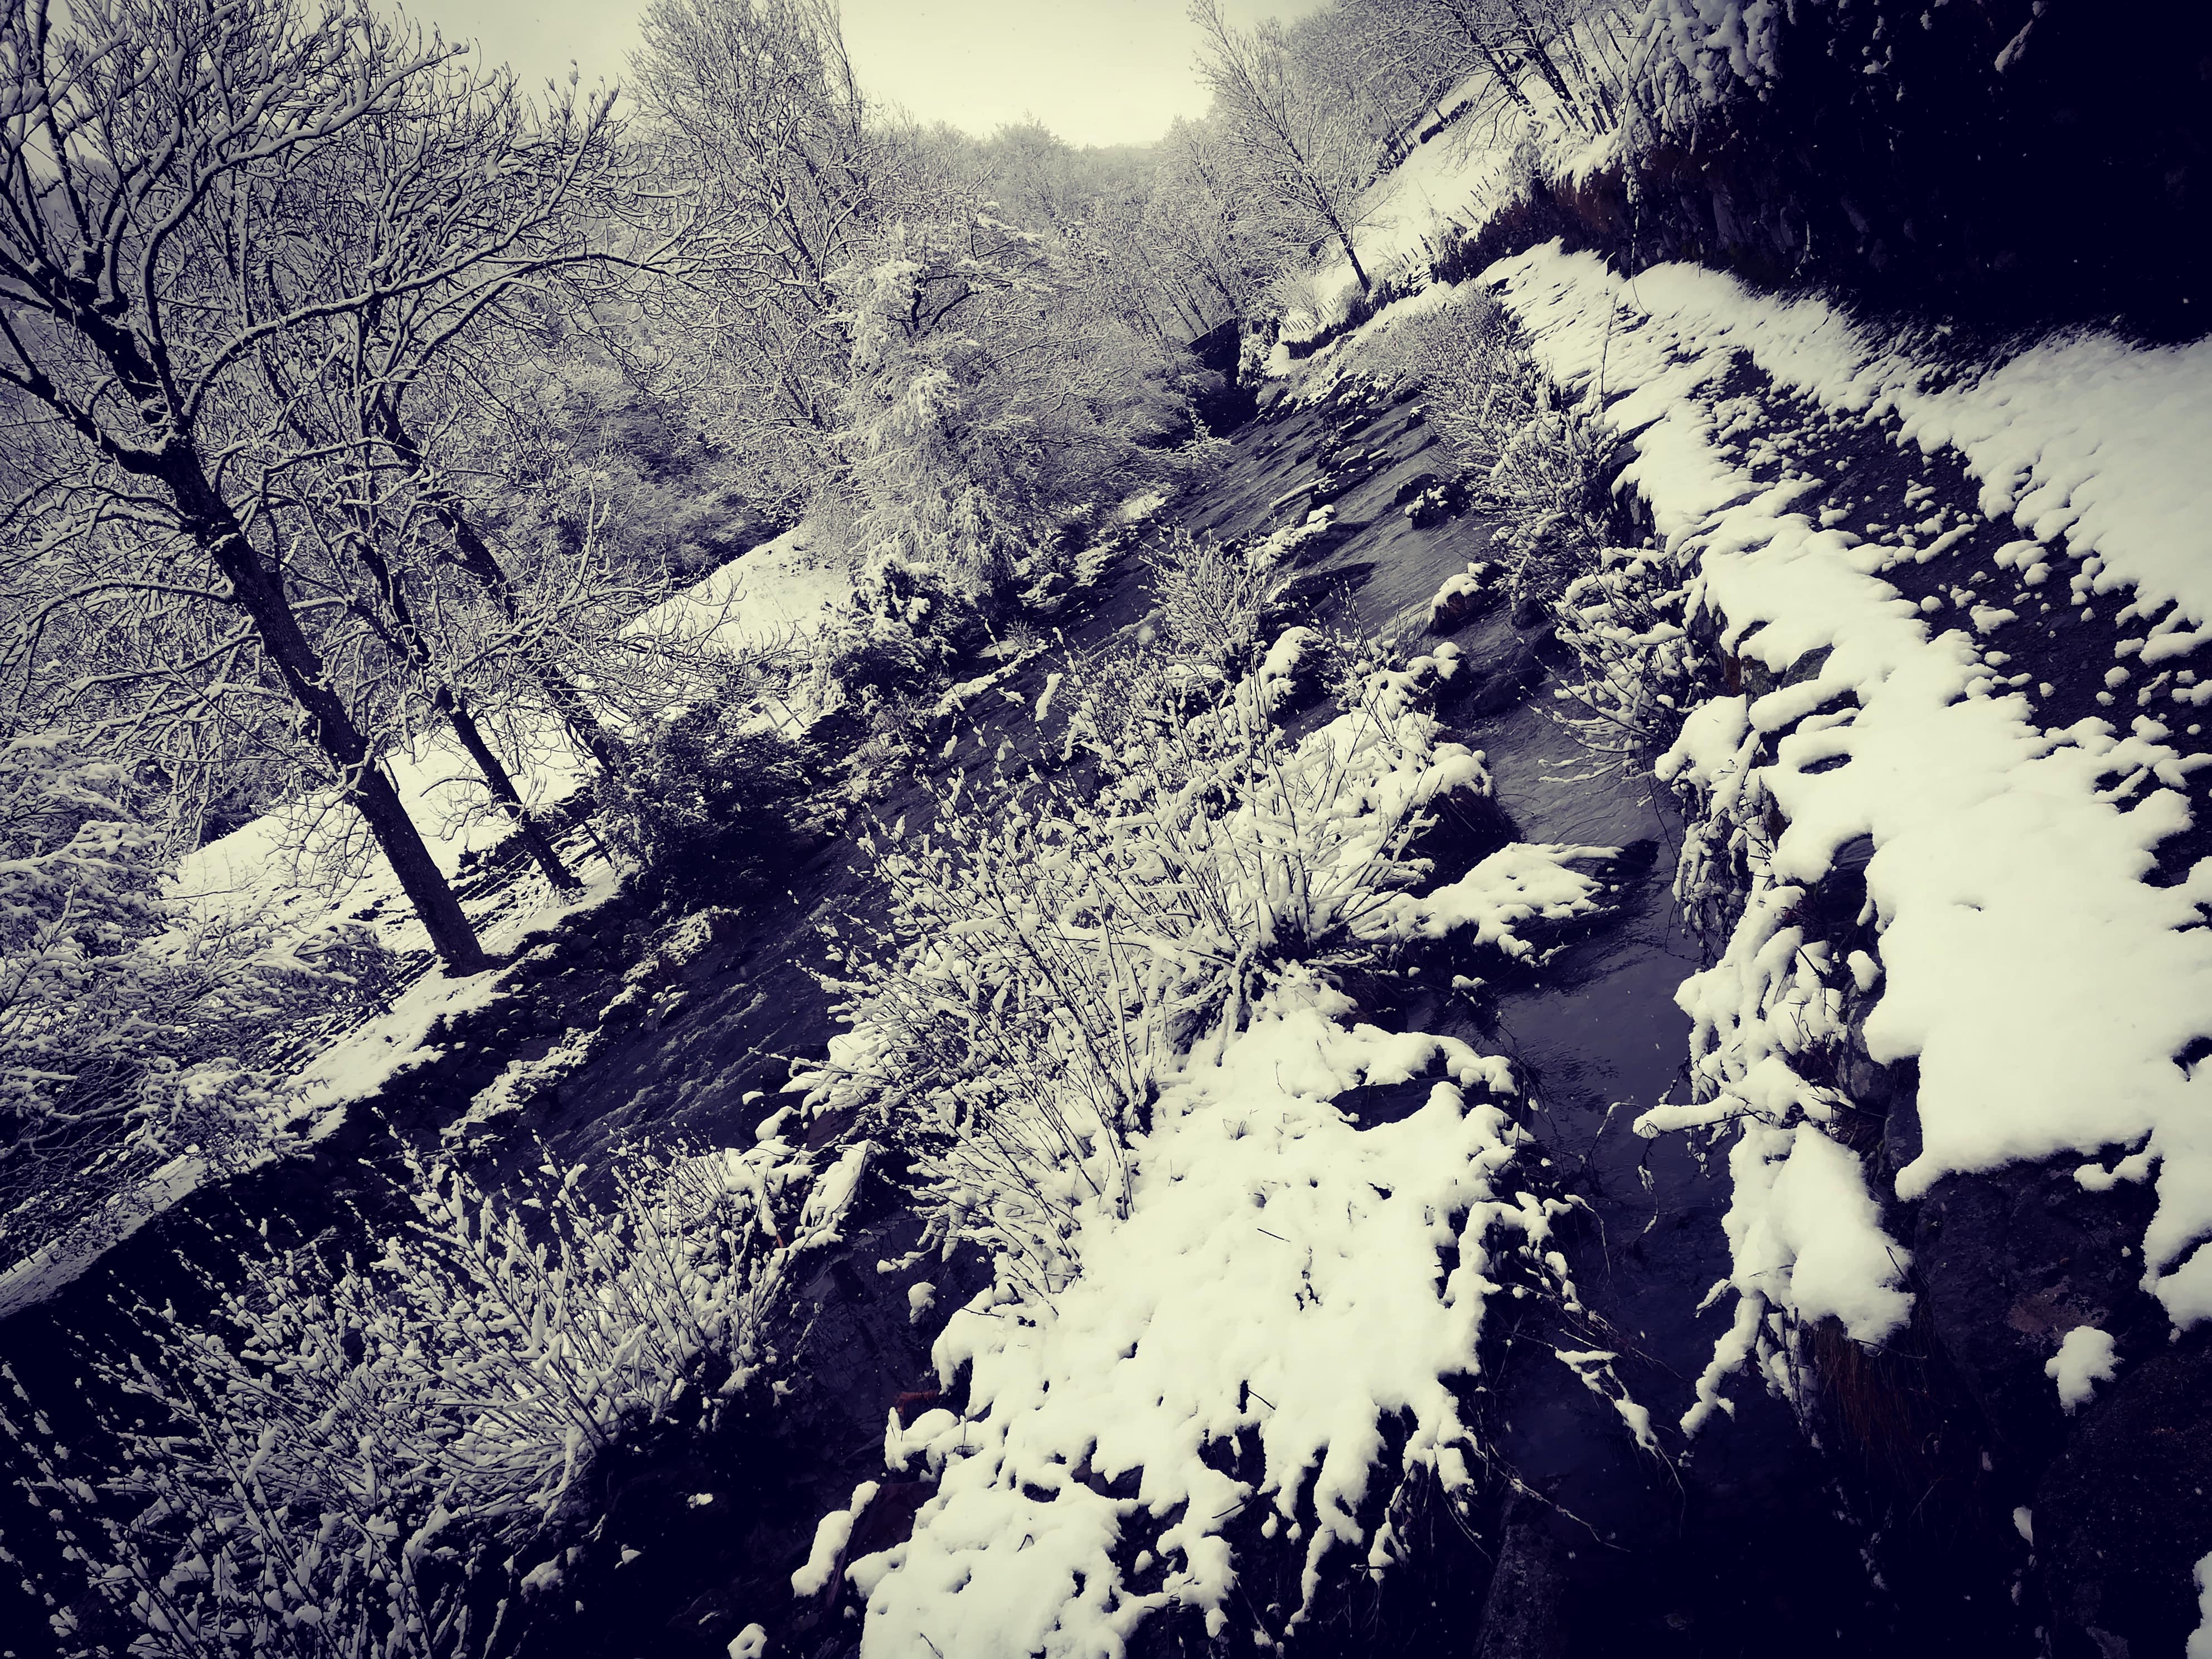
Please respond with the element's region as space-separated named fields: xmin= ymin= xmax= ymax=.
xmin=445 ymin=699 xmax=582 ymax=891
xmin=1442 ymin=0 xmax=1540 ymax=117
xmin=173 ymin=476 xmax=488 ymax=973
xmin=376 ymin=410 xmax=631 ymax=782
xmin=350 ymin=760 xmax=489 ymax=972
xmin=1342 ymin=234 xmax=1372 ymax=293
xmin=441 ymin=513 xmax=633 ymax=783
xmin=1502 ymin=0 xmax=1582 ymax=122
xmin=352 ymin=535 xmax=579 ymax=892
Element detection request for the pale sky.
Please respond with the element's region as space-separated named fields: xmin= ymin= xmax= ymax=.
xmin=415 ymin=0 xmax=1324 ymax=149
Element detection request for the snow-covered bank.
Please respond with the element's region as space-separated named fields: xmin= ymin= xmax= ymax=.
xmin=0 ymin=855 xmax=624 ymax=1320
xmin=779 ymin=617 xmax=1646 ymax=1650
xmin=169 ymin=527 xmax=836 ymax=955
xmin=853 ymin=979 xmax=1527 ymax=1653
xmin=1476 ymin=244 xmax=2212 ymax=1379
xmin=838 ymin=975 xmax=1624 ymax=1656
xmin=628 ymin=525 xmax=853 ymax=655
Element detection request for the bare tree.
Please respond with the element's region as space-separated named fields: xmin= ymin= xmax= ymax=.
xmin=1341 ymin=0 xmax=1633 ymax=138
xmin=1190 ymin=0 xmax=1381 ymax=292
xmin=0 ymin=0 xmax=499 ymax=968
xmin=630 ymin=0 xmax=891 ymax=484
xmin=1350 ymin=0 xmax=1540 ymax=120
xmin=289 ymin=483 xmax=583 ymax=891
xmin=271 ymin=53 xmax=671 ymax=820
xmin=1144 ymin=116 xmax=1294 ymax=332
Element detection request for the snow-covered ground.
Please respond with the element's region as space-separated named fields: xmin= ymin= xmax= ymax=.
xmin=168 ymin=725 xmax=593 ymax=957
xmin=1472 ymin=246 xmax=2212 ymax=1404
xmin=627 ymin=525 xmax=856 ymax=656
xmin=171 ymin=526 xmax=843 ymax=954
xmin=833 ymin=976 xmax=1611 ymax=1656
xmin=1288 ymin=50 xmax=1627 ymax=334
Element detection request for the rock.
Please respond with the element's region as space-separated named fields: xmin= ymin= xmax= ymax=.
xmin=1472 ymin=1494 xmax=1571 ymax=1659
xmin=1391 ymin=470 xmax=1447 ymax=509
xmin=2035 ymin=1333 xmax=2212 ymax=1659
xmin=1394 ymin=473 xmax=1469 ymax=527
xmin=1404 ymin=484 xmax=1466 ymax=528
xmin=1428 ymin=562 xmax=1497 ymax=633
xmin=1455 ymin=637 xmax=1550 ymax=718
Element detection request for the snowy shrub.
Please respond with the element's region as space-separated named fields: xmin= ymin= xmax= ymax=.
xmin=795 ymin=649 xmax=1487 ymax=1298
xmin=1632 ymin=0 xmax=1784 ymax=107
xmin=1636 ymin=690 xmax=1911 ymax=1433
xmin=1365 ymin=291 xmax=1619 ymax=613
xmin=810 ymin=554 xmax=979 ymax=701
xmin=1142 ymin=525 xmax=1279 ymax=674
xmin=824 ymin=217 xmax=1186 ymax=633
xmin=594 ymin=666 xmax=813 ymax=894
xmin=0 ymin=734 xmax=392 ymax=1271
xmin=0 ymin=1140 xmax=804 ymax=1657
xmin=1549 ymin=543 xmax=1702 ymax=767
xmin=1161 ymin=423 xmax=1236 ymax=485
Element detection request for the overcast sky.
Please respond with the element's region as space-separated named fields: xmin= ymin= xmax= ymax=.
xmin=416 ymin=0 xmax=1324 ymax=149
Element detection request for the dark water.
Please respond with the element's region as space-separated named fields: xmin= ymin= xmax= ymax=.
xmin=1216 ymin=385 xmax=1893 ymax=1657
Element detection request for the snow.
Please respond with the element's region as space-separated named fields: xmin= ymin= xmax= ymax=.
xmin=1681 ymin=1123 xmax=1912 ymax=1434
xmin=1503 ymin=256 xmax=2212 ymax=629
xmin=171 ymin=525 xmax=838 ymax=958
xmin=628 ymin=525 xmax=853 ymax=655
xmin=289 ymin=862 xmax=625 ymax=1124
xmin=1477 ymin=245 xmax=2212 ymax=1414
xmin=1367 ymin=841 xmax=1613 ymax=957
xmin=794 ymin=1142 xmax=875 ymax=1251
xmin=520 ymin=1558 xmax=563 ymax=1596
xmin=1427 ymin=562 xmax=1493 ymax=629
xmin=793 ymin=1481 xmax=879 ymax=1597
xmin=841 ymin=972 xmax=1609 ymax=1656
xmin=2045 ymin=1326 xmax=2121 ymax=1414
xmin=727 ymin=1626 xmax=768 ymax=1659
xmin=168 ymin=729 xmax=588 ymax=939
xmin=1292 ymin=79 xmax=1600 ymax=329
xmin=2191 ymin=1552 xmax=2212 ymax=1659
xmin=1251 ymin=504 xmax=1336 ymax=566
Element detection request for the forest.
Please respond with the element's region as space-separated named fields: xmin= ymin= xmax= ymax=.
xmin=2 ymin=0 xmax=2209 ymax=1655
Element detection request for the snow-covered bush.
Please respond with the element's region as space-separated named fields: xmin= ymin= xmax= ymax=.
xmin=1549 ymin=544 xmax=1702 ymax=767
xmin=0 ymin=734 xmax=391 ymax=1269
xmin=1635 ymin=744 xmax=1909 ymax=1434
xmin=809 ymin=551 xmax=981 ymax=702
xmin=1142 ymin=525 xmax=1279 ymax=673
xmin=819 ymin=217 xmax=1188 ymax=663
xmin=0 ymin=1141 xmax=798 ymax=1657
xmin=1364 ymin=290 xmax=1619 ymax=612
xmin=1632 ymin=0 xmax=1786 ymax=108
xmin=594 ymin=663 xmax=814 ymax=894
xmin=795 ymin=650 xmax=1487 ymax=1298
